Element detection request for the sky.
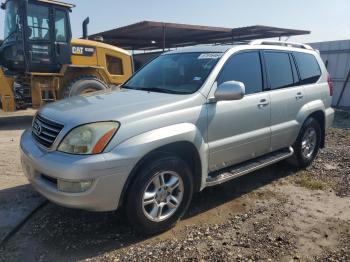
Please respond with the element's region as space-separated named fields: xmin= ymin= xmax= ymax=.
xmin=0 ymin=0 xmax=349 ymax=44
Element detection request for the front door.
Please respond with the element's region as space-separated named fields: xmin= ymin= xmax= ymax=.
xmin=25 ymin=2 xmax=71 ymax=72
xmin=53 ymin=8 xmax=71 ymax=66
xmin=25 ymin=2 xmax=55 ymax=72
xmin=207 ymin=51 xmax=271 ymax=172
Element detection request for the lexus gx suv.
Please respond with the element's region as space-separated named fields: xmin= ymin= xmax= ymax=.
xmin=21 ymin=41 xmax=334 ymax=234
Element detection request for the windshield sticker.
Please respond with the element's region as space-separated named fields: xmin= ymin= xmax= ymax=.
xmin=193 ymin=77 xmax=202 ymax=81
xmin=198 ymin=53 xmax=221 ymax=59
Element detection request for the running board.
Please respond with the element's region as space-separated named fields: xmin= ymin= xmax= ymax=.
xmin=206 ymin=147 xmax=294 ymax=187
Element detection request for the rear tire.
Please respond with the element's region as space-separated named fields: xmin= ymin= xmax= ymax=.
xmin=61 ymin=75 xmax=108 ymax=98
xmin=125 ymin=153 xmax=193 ymax=235
xmin=289 ymin=117 xmax=321 ymax=168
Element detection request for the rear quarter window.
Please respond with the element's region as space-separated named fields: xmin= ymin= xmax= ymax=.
xmin=293 ymin=52 xmax=321 ymax=84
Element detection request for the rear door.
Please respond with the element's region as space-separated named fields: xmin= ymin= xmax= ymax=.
xmin=207 ymin=51 xmax=271 ymax=171
xmin=263 ymin=51 xmax=304 ymax=151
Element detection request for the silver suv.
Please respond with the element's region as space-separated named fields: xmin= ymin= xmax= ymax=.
xmin=21 ymin=41 xmax=334 ymax=234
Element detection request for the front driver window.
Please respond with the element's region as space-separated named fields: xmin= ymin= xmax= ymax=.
xmin=217 ymin=52 xmax=263 ymax=95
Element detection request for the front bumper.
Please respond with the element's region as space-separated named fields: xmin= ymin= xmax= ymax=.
xmin=20 ymin=129 xmax=137 ymax=212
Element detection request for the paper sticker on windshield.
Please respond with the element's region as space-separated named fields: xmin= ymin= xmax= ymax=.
xmin=198 ymin=53 xmax=221 ymax=59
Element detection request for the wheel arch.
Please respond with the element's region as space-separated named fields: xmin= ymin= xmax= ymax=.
xmin=118 ymin=141 xmax=203 ymax=208
xmin=296 ymin=100 xmax=326 ymax=148
xmin=307 ymin=110 xmax=326 ymax=148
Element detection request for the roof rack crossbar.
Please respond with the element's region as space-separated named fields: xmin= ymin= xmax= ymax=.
xmin=249 ymin=40 xmax=314 ymax=50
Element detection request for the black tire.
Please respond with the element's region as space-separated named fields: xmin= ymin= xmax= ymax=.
xmin=290 ymin=117 xmax=322 ymax=168
xmin=125 ymin=153 xmax=193 ymax=235
xmin=61 ymin=75 xmax=108 ymax=98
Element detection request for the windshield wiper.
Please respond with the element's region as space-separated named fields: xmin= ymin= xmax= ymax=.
xmin=138 ymin=87 xmax=188 ymax=94
xmin=121 ymin=85 xmax=137 ymax=90
xmin=122 ymin=85 xmax=188 ymax=94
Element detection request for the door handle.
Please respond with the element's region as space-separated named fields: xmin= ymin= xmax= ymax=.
xmin=55 ymin=42 xmax=60 ymax=56
xmin=258 ymin=98 xmax=269 ymax=108
xmin=295 ymin=92 xmax=303 ymax=100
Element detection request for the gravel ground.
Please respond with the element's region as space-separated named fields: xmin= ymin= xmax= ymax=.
xmin=303 ymin=128 xmax=350 ymax=197
xmin=0 ymin=110 xmax=349 ymax=262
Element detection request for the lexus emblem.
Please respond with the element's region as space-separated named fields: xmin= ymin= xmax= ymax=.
xmin=33 ymin=120 xmax=42 ymax=136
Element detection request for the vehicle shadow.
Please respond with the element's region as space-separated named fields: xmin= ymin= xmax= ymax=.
xmin=0 ymin=184 xmax=45 ymax=244
xmin=185 ymin=161 xmax=297 ymax=219
xmin=0 ymin=114 xmax=34 ymax=131
xmin=0 ymin=161 xmax=299 ymax=261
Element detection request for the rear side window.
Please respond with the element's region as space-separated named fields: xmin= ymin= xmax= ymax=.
xmin=264 ymin=52 xmax=294 ymax=90
xmin=293 ymin=52 xmax=321 ymax=84
xmin=218 ymin=52 xmax=262 ymax=95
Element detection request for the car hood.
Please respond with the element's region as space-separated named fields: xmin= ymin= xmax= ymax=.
xmin=39 ymin=88 xmax=199 ymax=126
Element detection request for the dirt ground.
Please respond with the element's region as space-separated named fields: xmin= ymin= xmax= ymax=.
xmin=0 ymin=109 xmax=349 ymax=262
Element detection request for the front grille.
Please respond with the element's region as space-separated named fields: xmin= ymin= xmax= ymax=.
xmin=32 ymin=114 xmax=64 ymax=148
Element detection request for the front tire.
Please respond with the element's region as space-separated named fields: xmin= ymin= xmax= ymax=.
xmin=290 ymin=117 xmax=321 ymax=168
xmin=125 ymin=153 xmax=193 ymax=235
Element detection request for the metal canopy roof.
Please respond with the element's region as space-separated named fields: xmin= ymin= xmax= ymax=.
xmin=89 ymin=21 xmax=310 ymax=51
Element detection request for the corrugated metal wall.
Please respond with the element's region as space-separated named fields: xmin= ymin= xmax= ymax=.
xmin=310 ymin=40 xmax=350 ymax=108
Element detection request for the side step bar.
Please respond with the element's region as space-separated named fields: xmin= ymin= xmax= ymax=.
xmin=206 ymin=147 xmax=294 ymax=187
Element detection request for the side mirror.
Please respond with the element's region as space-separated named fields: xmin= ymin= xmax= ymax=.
xmin=214 ymin=81 xmax=245 ymax=101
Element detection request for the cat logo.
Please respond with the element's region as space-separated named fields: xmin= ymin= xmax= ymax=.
xmin=72 ymin=46 xmax=95 ymax=56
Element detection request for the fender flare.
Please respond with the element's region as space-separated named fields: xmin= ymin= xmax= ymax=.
xmin=112 ymin=123 xmax=209 ymax=206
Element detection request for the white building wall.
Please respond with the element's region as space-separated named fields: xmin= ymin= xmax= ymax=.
xmin=310 ymin=40 xmax=350 ymax=108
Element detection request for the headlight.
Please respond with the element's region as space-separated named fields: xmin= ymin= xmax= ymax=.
xmin=58 ymin=122 xmax=119 ymax=154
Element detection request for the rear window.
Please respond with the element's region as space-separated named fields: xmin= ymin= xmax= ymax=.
xmin=264 ymin=52 xmax=294 ymax=90
xmin=293 ymin=52 xmax=321 ymax=84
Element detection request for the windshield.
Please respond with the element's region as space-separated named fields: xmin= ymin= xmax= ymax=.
xmin=4 ymin=1 xmax=20 ymax=41
xmin=123 ymin=52 xmax=222 ymax=94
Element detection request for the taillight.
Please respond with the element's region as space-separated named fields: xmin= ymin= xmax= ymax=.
xmin=327 ymin=75 xmax=334 ymax=96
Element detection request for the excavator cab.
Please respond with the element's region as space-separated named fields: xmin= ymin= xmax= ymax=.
xmin=0 ymin=0 xmax=133 ymax=112
xmin=0 ymin=0 xmax=73 ymax=73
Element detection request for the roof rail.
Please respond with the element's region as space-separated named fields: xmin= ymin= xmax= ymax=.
xmin=249 ymin=40 xmax=314 ymax=50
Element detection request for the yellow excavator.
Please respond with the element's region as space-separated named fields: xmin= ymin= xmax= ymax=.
xmin=0 ymin=0 xmax=133 ymax=112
